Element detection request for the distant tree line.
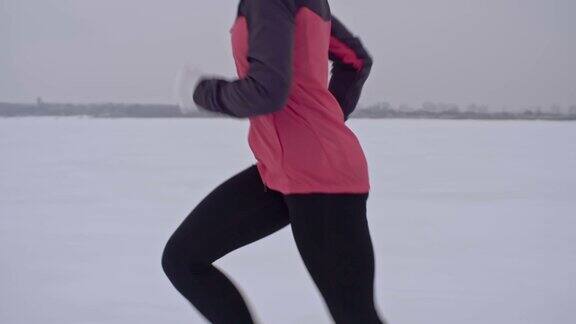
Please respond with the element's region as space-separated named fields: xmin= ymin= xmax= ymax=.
xmin=0 ymin=101 xmax=217 ymax=118
xmin=1 ymin=100 xmax=575 ymax=120
xmin=350 ymin=102 xmax=576 ymax=120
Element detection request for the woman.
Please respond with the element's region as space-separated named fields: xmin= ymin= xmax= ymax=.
xmin=162 ymin=0 xmax=385 ymax=323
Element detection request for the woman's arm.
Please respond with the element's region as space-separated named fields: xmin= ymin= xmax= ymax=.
xmin=329 ymin=15 xmax=373 ymax=121
xmin=192 ymin=0 xmax=296 ymax=118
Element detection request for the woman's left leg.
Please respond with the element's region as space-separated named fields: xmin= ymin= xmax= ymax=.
xmin=284 ymin=192 xmax=386 ymax=324
xmin=161 ymin=165 xmax=290 ymax=323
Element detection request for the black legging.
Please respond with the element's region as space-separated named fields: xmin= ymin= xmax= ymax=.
xmin=161 ymin=164 xmax=385 ymax=323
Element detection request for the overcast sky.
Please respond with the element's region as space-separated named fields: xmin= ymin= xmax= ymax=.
xmin=1 ymin=0 xmax=575 ymax=107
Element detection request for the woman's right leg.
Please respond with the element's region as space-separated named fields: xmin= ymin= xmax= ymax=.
xmin=284 ymin=192 xmax=386 ymax=324
xmin=161 ymin=164 xmax=290 ymax=324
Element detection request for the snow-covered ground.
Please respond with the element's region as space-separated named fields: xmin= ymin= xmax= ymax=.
xmin=1 ymin=118 xmax=575 ymax=324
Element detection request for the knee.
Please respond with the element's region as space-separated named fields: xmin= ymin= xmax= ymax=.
xmin=161 ymin=234 xmax=211 ymax=280
xmin=161 ymin=236 xmax=180 ymax=279
xmin=329 ymin=295 xmax=384 ymax=324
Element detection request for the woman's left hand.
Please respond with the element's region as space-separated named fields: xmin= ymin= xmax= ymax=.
xmin=174 ymin=65 xmax=203 ymax=114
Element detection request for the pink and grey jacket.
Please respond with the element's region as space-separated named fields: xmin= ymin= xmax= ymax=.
xmin=193 ymin=0 xmax=373 ymax=194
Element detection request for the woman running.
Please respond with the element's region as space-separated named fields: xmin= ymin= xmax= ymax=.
xmin=162 ymin=0 xmax=385 ymax=323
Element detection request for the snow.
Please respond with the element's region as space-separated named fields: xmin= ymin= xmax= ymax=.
xmin=1 ymin=118 xmax=575 ymax=324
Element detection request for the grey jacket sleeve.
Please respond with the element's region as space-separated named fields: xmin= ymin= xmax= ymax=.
xmin=328 ymin=15 xmax=373 ymax=121
xmin=192 ymin=0 xmax=296 ymax=118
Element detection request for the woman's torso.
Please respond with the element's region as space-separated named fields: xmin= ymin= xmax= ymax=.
xmin=231 ymin=0 xmax=370 ymax=194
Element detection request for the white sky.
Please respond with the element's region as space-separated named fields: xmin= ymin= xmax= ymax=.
xmin=1 ymin=0 xmax=575 ymax=107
